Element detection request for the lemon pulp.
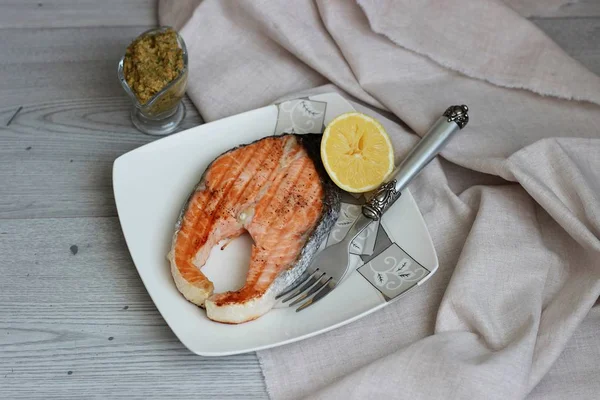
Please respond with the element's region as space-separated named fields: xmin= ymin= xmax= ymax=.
xmin=321 ymin=112 xmax=394 ymax=193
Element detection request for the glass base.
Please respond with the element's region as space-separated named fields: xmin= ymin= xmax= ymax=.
xmin=130 ymin=102 xmax=186 ymax=136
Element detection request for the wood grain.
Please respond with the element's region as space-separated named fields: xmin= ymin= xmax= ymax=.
xmin=0 ymin=0 xmax=155 ymax=29
xmin=526 ymin=0 xmax=600 ymax=18
xmin=504 ymin=0 xmax=600 ymax=18
xmin=0 ymin=0 xmax=597 ymax=29
xmin=0 ymin=27 xmax=155 ymax=108
xmin=532 ymin=17 xmax=600 ymax=75
xmin=0 ymin=217 xmax=267 ymax=399
xmin=0 ymin=97 xmax=202 ymax=219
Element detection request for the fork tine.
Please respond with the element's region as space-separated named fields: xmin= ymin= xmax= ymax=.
xmin=278 ymin=269 xmax=321 ymax=302
xmin=281 ymin=271 xmax=325 ymax=304
xmin=295 ymin=280 xmax=335 ymax=312
xmin=288 ymin=276 xmax=331 ymax=307
xmin=276 ymin=270 xmax=312 ymax=300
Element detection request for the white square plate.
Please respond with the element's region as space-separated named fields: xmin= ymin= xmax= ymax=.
xmin=113 ymin=93 xmax=438 ymax=356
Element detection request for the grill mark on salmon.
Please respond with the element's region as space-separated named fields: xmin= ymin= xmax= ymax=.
xmin=168 ymin=134 xmax=341 ymax=324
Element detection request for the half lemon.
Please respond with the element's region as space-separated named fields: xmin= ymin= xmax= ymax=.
xmin=321 ymin=112 xmax=394 ymax=193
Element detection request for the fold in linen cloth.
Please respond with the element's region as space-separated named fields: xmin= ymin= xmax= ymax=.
xmin=159 ymin=1 xmax=600 ymax=399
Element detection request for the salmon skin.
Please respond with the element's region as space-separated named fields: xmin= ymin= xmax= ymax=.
xmin=168 ymin=134 xmax=341 ymax=324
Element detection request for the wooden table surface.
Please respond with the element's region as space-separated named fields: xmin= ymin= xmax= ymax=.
xmin=1 ymin=1 xmax=599 ymax=398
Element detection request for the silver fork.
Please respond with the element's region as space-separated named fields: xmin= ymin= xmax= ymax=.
xmin=278 ymin=105 xmax=469 ymax=312
xmin=276 ymin=212 xmax=371 ymax=311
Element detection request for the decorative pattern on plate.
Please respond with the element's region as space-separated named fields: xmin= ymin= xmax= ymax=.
xmin=358 ymin=243 xmax=430 ymax=300
xmin=326 ymin=201 xmax=378 ymax=257
xmin=274 ymin=99 xmax=327 ymax=135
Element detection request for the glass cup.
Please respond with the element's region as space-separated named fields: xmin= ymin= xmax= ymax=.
xmin=118 ymin=27 xmax=188 ymax=136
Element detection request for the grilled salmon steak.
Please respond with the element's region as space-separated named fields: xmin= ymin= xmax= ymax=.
xmin=168 ymin=134 xmax=340 ymax=324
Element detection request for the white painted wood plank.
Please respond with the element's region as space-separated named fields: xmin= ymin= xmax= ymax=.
xmin=0 ymin=217 xmax=267 ymax=399
xmin=0 ymin=27 xmax=155 ymax=108
xmin=0 ymin=97 xmax=202 ymax=219
xmin=522 ymin=0 xmax=600 ymax=18
xmin=0 ymin=0 xmax=598 ymax=28
xmin=532 ymin=17 xmax=600 ymax=75
xmin=0 ymin=0 xmax=155 ymax=29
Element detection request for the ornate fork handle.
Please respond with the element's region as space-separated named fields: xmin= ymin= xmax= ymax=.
xmin=362 ymin=181 xmax=400 ymax=220
xmin=362 ymin=105 xmax=469 ymax=220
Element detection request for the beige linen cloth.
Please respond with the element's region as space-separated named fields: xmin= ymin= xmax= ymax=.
xmin=159 ymin=1 xmax=600 ymax=399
